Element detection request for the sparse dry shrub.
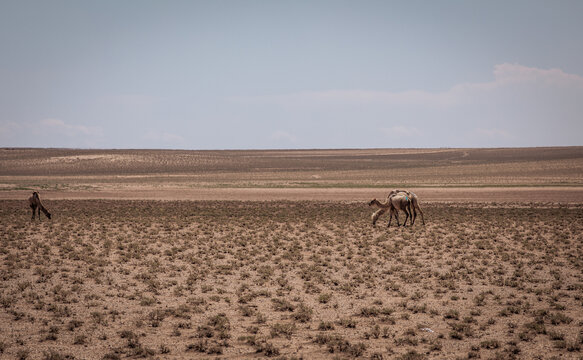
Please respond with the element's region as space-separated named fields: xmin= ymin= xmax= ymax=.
xmin=480 ymin=339 xmax=501 ymax=349
xmin=318 ymin=292 xmax=332 ymax=304
xmin=338 ymin=318 xmax=357 ymax=328
xmin=450 ymin=322 xmax=474 ymax=338
xmin=364 ymin=324 xmax=382 ymax=339
xmin=196 ymin=325 xmax=214 ymax=338
xmin=147 ymin=309 xmax=169 ymax=327
xmin=318 ymin=321 xmax=335 ymax=331
xmin=313 ymin=333 xmax=366 ymax=356
xmin=73 ymin=334 xmax=87 ymax=345
xmin=270 ymin=322 xmax=296 ymax=339
xmin=548 ymin=312 xmax=573 ymax=325
xmin=293 ymin=303 xmax=313 ymax=322
xmin=186 ymin=339 xmax=223 ymax=355
xmin=271 ymin=298 xmax=295 ymax=312
xmin=0 ymin=198 xmax=581 ymax=360
xmin=359 ymin=306 xmax=394 ymax=318
xmin=42 ymin=350 xmax=75 ymax=360
xmin=254 ymin=341 xmax=280 ymax=357
xmin=443 ymin=309 xmax=459 ymax=320
xmin=397 ymin=350 xmax=426 ymax=360
xmin=16 ymin=349 xmax=29 ymax=360
xmin=239 ymin=304 xmax=256 ymax=317
xmin=208 ymin=313 xmax=230 ymax=333
xmin=159 ymin=344 xmax=170 ymax=354
xmin=524 ymin=319 xmax=547 ymax=335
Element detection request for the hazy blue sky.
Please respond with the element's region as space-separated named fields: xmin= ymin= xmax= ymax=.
xmin=1 ymin=0 xmax=582 ymax=149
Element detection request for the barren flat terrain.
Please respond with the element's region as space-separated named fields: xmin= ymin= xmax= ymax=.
xmin=1 ymin=147 xmax=583 ymax=359
xmin=1 ymin=147 xmax=583 ymax=202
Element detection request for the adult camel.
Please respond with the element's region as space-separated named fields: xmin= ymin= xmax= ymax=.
xmin=387 ymin=189 xmax=425 ymax=225
xmin=368 ymin=193 xmax=412 ymax=227
xmin=29 ymin=192 xmax=51 ymax=220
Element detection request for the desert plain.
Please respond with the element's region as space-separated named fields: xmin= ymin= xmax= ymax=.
xmin=1 ymin=147 xmax=582 ymax=359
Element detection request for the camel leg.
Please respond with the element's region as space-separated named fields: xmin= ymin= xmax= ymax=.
xmin=417 ymin=206 xmax=425 ymax=225
xmin=393 ymin=211 xmax=400 ymax=227
xmin=402 ymin=204 xmax=412 ymax=227
xmin=30 ymin=205 xmax=35 ymax=220
xmin=40 ymin=205 xmax=50 ymax=219
xmin=411 ymin=207 xmax=417 ymax=226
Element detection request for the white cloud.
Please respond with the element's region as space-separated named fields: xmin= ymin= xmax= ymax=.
xmin=492 ymin=63 xmax=583 ymax=87
xmin=0 ymin=121 xmax=21 ymax=137
xmin=143 ymin=130 xmax=186 ymax=147
xmin=473 ymin=128 xmax=513 ymax=139
xmin=381 ymin=126 xmax=421 ymax=137
xmin=230 ymin=64 xmax=583 ymax=147
xmin=3 ymin=64 xmax=580 ymax=149
xmin=0 ymin=118 xmax=103 ymax=147
xmin=270 ymin=130 xmax=297 ymax=144
xmin=235 ymin=63 xmax=583 ymax=109
xmin=39 ymin=118 xmax=102 ymax=137
xmin=232 ymin=88 xmax=456 ymax=108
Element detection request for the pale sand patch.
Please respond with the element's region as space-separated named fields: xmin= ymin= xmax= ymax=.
xmin=45 ymin=154 xmax=141 ymax=162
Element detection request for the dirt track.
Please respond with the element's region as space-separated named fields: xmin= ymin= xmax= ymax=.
xmin=2 ymin=187 xmax=582 ymax=203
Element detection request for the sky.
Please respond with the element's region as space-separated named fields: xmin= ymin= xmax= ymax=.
xmin=0 ymin=0 xmax=582 ymax=149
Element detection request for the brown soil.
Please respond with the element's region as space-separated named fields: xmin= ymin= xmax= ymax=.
xmin=1 ymin=147 xmax=582 ymax=359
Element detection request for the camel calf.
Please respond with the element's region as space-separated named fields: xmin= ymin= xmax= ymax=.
xmin=29 ymin=192 xmax=51 ymax=220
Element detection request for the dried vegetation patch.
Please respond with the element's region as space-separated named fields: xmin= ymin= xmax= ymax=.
xmin=1 ymin=200 xmax=582 ymax=359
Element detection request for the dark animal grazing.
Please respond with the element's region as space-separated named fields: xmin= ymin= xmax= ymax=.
xmin=368 ymin=194 xmax=412 ymax=227
xmin=29 ymin=192 xmax=51 ymax=220
xmin=387 ymin=189 xmax=425 ymax=225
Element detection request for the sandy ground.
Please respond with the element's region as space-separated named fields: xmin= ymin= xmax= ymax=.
xmin=1 ymin=148 xmax=583 ymax=359
xmin=2 ymin=200 xmax=582 ymax=359
xmin=2 ymin=147 xmax=581 ymax=204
